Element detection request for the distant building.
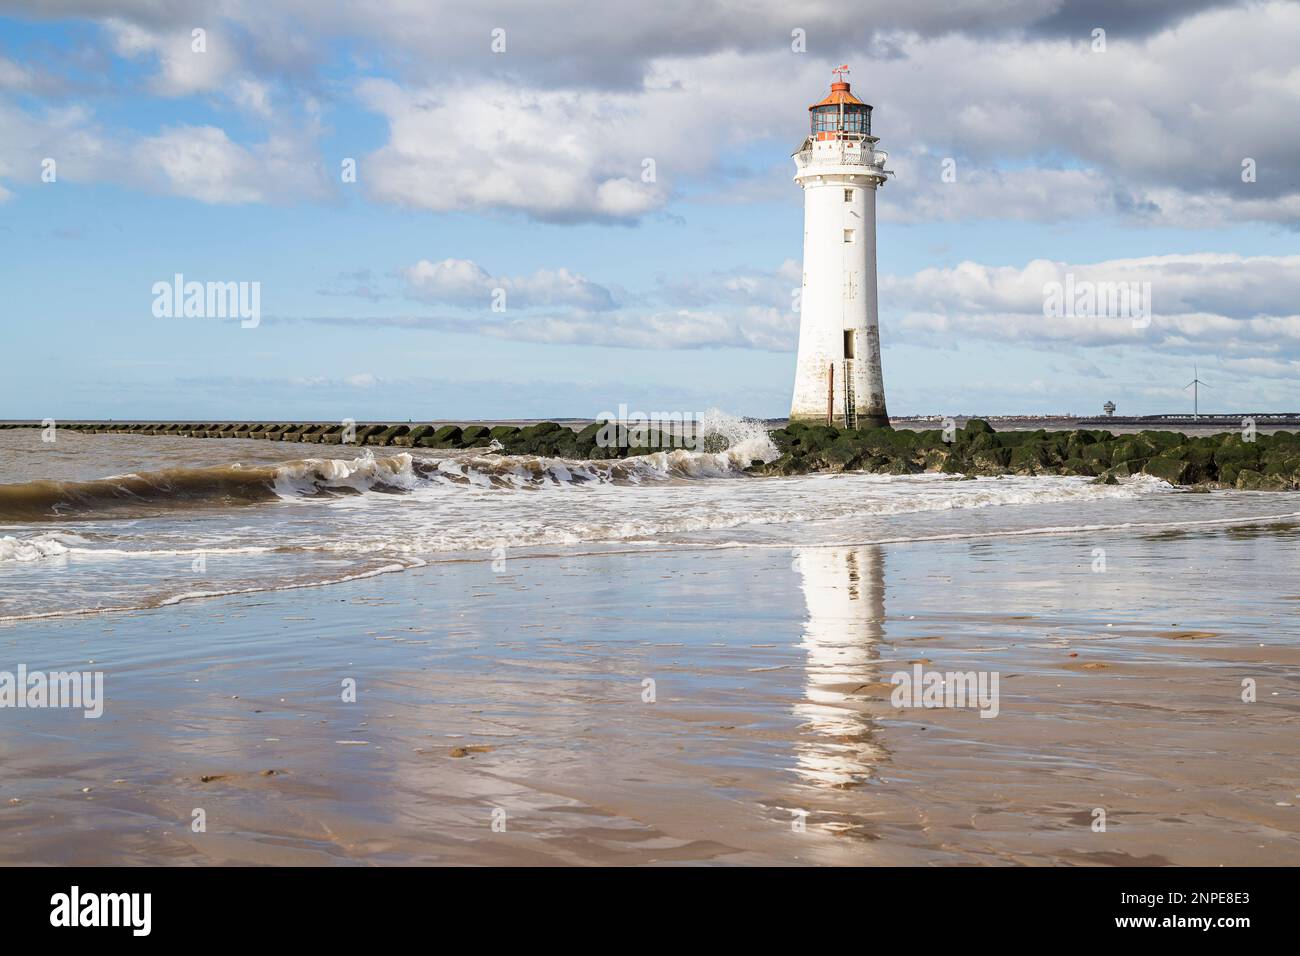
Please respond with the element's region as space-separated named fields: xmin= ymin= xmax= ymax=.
xmin=1103 ymin=401 xmax=1116 ymax=417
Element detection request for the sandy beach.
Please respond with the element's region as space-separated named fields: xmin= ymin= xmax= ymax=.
xmin=3 ymin=515 xmax=1297 ymax=865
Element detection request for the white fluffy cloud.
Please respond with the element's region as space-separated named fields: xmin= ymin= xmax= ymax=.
xmin=403 ymin=258 xmax=617 ymax=311
xmin=357 ymin=79 xmax=673 ymax=222
xmin=0 ymin=96 xmax=328 ymax=203
xmin=0 ymin=17 xmax=329 ymax=203
xmin=884 ymin=253 xmax=1300 ymax=355
xmin=107 ymin=19 xmax=239 ymax=97
xmin=0 ymin=100 xmax=109 ymax=194
xmin=129 ymin=124 xmax=329 ymax=203
xmin=870 ymin=3 xmax=1300 ymax=225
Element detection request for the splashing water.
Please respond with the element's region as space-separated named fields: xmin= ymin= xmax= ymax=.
xmin=693 ymin=408 xmax=779 ymax=464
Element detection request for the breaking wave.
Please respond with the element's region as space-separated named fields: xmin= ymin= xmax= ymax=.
xmin=0 ymin=413 xmax=780 ymax=522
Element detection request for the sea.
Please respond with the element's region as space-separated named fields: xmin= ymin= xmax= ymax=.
xmin=3 ymin=414 xmax=1299 ymax=622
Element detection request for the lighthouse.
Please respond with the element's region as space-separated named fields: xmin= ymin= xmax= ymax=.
xmin=790 ymin=68 xmax=892 ymax=428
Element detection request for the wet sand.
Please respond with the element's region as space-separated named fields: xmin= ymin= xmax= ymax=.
xmin=1 ymin=521 xmax=1297 ymax=865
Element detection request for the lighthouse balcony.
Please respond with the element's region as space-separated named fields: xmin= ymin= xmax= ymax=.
xmin=793 ymin=136 xmax=890 ymax=180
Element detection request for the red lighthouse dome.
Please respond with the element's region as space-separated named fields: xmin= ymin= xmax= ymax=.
xmin=809 ymin=68 xmax=872 ymax=140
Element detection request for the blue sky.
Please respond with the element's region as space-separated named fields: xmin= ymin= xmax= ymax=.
xmin=2 ymin=1 xmax=1299 ymax=420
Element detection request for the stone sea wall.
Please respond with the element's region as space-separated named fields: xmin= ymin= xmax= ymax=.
xmin=0 ymin=421 xmax=637 ymax=460
xmin=756 ymin=419 xmax=1300 ymax=490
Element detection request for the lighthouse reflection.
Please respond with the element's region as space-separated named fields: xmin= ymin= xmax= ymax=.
xmin=791 ymin=546 xmax=886 ymax=788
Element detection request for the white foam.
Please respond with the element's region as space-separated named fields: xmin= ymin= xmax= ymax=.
xmin=272 ymin=451 xmax=420 ymax=497
xmin=0 ymin=533 xmax=71 ymax=562
xmin=0 ymin=558 xmax=427 ymax=623
xmin=1 ymin=473 xmax=1173 ymax=566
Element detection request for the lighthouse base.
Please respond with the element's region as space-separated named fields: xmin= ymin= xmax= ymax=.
xmin=788 ymin=410 xmax=891 ymax=430
xmin=854 ymin=412 xmax=891 ymax=430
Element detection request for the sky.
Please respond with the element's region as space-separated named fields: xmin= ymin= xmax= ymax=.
xmin=1 ymin=0 xmax=1298 ymax=421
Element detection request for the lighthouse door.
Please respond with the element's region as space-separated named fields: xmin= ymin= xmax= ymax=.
xmin=842 ymin=330 xmax=858 ymax=428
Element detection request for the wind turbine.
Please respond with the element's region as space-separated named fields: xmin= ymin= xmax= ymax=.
xmin=1184 ymin=364 xmax=1211 ymax=419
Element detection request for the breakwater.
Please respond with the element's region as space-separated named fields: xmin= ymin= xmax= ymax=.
xmin=0 ymin=420 xmax=658 ymax=460
xmin=758 ymin=419 xmax=1300 ymax=490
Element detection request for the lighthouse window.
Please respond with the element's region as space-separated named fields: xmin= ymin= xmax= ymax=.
xmin=843 ymin=330 xmax=856 ymax=359
xmin=844 ymin=188 xmax=854 ymax=203
xmin=843 ymin=228 xmax=855 ymax=243
xmin=811 ymin=107 xmax=839 ymax=134
xmin=843 ymin=109 xmax=870 ymax=135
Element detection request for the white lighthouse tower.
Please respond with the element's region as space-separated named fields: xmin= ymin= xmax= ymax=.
xmin=790 ymin=68 xmax=892 ymax=428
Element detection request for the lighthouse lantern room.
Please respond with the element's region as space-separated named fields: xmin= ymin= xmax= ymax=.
xmin=789 ymin=67 xmax=891 ymax=428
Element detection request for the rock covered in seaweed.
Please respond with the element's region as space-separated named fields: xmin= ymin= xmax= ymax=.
xmin=748 ymin=420 xmax=1300 ymax=489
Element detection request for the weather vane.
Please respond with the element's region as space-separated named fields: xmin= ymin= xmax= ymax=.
xmin=833 ymin=64 xmax=850 ymax=82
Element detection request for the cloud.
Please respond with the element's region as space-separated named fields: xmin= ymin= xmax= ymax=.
xmin=869 ymin=3 xmax=1300 ymax=224
xmin=287 ymin=251 xmax=1300 ymax=364
xmin=457 ymin=306 xmax=797 ymax=351
xmin=654 ymin=259 xmax=801 ymax=308
xmin=231 ymin=77 xmax=274 ymax=118
xmin=5 ymin=1 xmax=1296 ymax=226
xmin=357 ymin=78 xmax=671 ymax=223
xmin=129 ymin=123 xmax=330 ymax=203
xmin=884 ymin=253 xmax=1300 ymax=354
xmin=0 ymin=99 xmax=110 ymax=188
xmin=0 ymin=92 xmax=329 ymax=202
xmin=1027 ymin=0 xmax=1236 ymax=37
xmin=886 ymin=253 xmax=1300 ymax=322
xmin=403 ymin=258 xmax=618 ymax=311
xmin=277 ymin=302 xmax=797 ymax=351
xmin=0 ymin=2 xmax=974 ymax=91
xmin=879 ymin=164 xmax=1113 ymax=224
xmin=107 ymin=19 xmax=238 ymax=97
xmin=346 ymin=1 xmax=1300 ymax=226
xmin=23 ymin=0 xmax=1240 ymax=89
xmin=0 ymin=57 xmax=32 ymax=90
xmin=380 ymin=257 xmax=795 ymax=348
